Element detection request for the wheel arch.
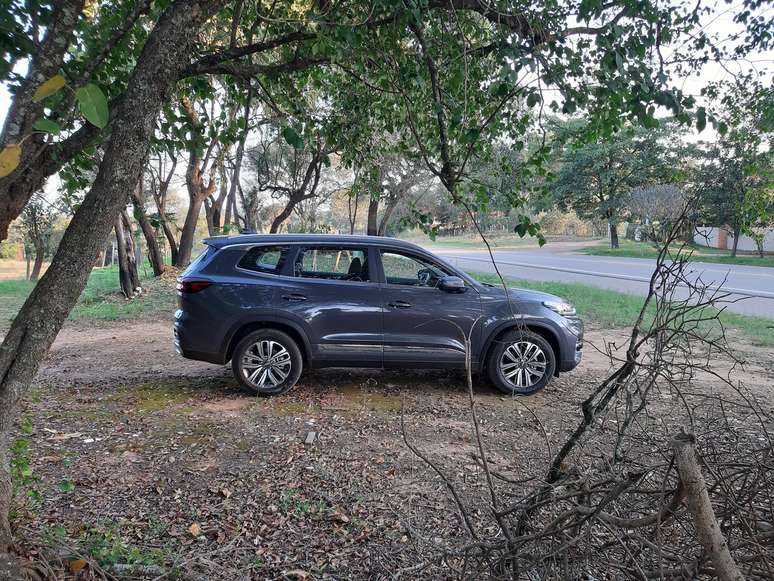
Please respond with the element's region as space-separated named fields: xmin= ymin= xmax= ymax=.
xmin=482 ymin=321 xmax=562 ymax=376
xmin=225 ymin=319 xmax=311 ymax=365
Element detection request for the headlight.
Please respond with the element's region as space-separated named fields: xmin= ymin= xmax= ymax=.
xmin=543 ymin=300 xmax=576 ymax=317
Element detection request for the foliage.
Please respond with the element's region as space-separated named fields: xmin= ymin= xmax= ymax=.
xmin=548 ymin=121 xmax=682 ymax=227
xmin=694 ymin=124 xmax=773 ymax=249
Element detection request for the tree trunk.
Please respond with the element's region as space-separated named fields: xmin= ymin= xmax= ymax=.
xmin=377 ymin=197 xmax=400 ymax=236
xmin=226 ymin=89 xmax=251 ymax=233
xmin=0 ymin=0 xmax=223 ymax=553
xmin=0 ymin=0 xmax=86 ymax=244
xmin=161 ymin=220 xmax=179 ymax=265
xmin=205 ymin=159 xmax=228 ymax=235
xmin=150 ymin=157 xmax=179 ymax=265
xmin=672 ymin=432 xmax=744 ymax=581
xmin=103 ymin=241 xmax=114 ymax=266
xmin=116 ymin=211 xmax=141 ymax=297
xmin=29 ymin=237 xmax=44 ymax=281
xmin=130 ymin=186 xmax=165 ymax=276
xmin=731 ymin=225 xmax=741 ymax=258
xmin=609 ymin=222 xmax=620 ymax=249
xmin=348 ymin=193 xmax=359 ymax=235
xmin=270 ymin=200 xmax=297 ymax=233
xmin=366 ymin=195 xmax=379 ymax=236
xmin=176 ymin=196 xmax=204 ymax=267
xmin=115 ymin=216 xmax=133 ymax=297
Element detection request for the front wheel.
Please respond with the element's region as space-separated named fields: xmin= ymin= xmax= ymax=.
xmin=486 ymin=330 xmax=556 ymax=395
xmin=231 ymin=329 xmax=303 ymax=396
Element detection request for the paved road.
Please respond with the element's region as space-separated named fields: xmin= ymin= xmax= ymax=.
xmin=427 ymin=248 xmax=774 ymax=319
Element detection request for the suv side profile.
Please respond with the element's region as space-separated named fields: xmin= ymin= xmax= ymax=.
xmin=175 ymin=235 xmax=583 ymax=396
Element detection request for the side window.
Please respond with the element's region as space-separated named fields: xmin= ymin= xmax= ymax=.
xmin=381 ymin=251 xmax=450 ymax=287
xmin=295 ymin=247 xmax=370 ymax=282
xmin=237 ymin=245 xmax=288 ymax=274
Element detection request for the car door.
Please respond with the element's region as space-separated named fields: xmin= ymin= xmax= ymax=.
xmin=274 ymin=245 xmax=383 ymax=368
xmin=378 ymin=249 xmax=482 ymax=368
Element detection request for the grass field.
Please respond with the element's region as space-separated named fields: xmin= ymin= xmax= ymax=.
xmin=469 ymin=271 xmax=774 ymax=347
xmin=0 ymin=264 xmax=177 ymax=330
xmin=581 ymin=239 xmax=774 ymax=268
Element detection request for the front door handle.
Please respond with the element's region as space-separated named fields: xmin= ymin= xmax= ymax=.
xmin=388 ymin=300 xmax=412 ymax=309
xmin=282 ymin=293 xmax=307 ymax=302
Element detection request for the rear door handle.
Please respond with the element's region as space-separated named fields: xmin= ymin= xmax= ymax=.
xmin=282 ymin=293 xmax=307 ymax=302
xmin=388 ymin=300 xmax=412 ymax=309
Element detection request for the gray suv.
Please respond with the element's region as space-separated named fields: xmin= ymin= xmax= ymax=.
xmin=175 ymin=235 xmax=583 ymax=396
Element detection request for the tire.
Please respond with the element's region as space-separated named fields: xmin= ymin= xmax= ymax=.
xmin=486 ymin=329 xmax=556 ymax=395
xmin=231 ymin=329 xmax=303 ymax=396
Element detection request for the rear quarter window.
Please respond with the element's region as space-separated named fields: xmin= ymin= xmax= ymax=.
xmin=237 ymin=246 xmax=289 ymax=275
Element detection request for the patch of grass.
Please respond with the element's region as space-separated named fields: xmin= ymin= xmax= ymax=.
xmin=581 ymin=239 xmax=774 ymax=268
xmin=469 ymin=272 xmax=774 ymax=347
xmin=0 ymin=264 xmax=177 ymax=329
xmin=0 ymin=278 xmax=35 ymax=326
xmin=109 ymin=380 xmax=195 ymax=414
xmin=79 ymin=522 xmax=168 ymax=567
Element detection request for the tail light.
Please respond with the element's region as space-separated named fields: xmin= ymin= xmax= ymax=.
xmin=176 ymin=279 xmax=213 ymax=293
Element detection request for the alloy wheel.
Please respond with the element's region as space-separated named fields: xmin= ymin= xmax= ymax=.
xmin=241 ymin=340 xmax=292 ymax=389
xmin=499 ymin=340 xmax=548 ymax=390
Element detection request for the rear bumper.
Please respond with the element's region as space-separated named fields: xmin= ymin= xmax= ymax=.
xmin=174 ymin=310 xmax=226 ymax=364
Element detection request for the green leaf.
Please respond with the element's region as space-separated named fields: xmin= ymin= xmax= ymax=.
xmin=59 ymin=479 xmax=75 ymax=493
xmin=281 ymin=126 xmax=304 ymax=149
xmin=696 ymin=107 xmax=707 ymax=132
xmin=75 ymin=83 xmax=109 ymax=129
xmin=33 ymin=118 xmax=61 ymax=135
xmin=615 ymin=51 xmax=624 ymax=71
xmin=526 ymin=93 xmax=540 ymax=108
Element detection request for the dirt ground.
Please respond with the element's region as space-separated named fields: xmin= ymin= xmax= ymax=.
xmin=11 ymin=319 xmax=774 ymax=579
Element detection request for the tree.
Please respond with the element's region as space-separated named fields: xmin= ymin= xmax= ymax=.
xmin=130 ymin=176 xmax=166 ymax=276
xmin=550 ymin=123 xmax=678 ymax=248
xmin=145 ymin=152 xmax=179 ymax=265
xmin=0 ymin=0 xmax=86 ymax=242
xmin=359 ymin=156 xmax=431 ymax=236
xmin=176 ymin=96 xmax=224 ymax=266
xmin=739 ymin=188 xmax=774 ymax=258
xmin=0 ymin=0 xmax=225 ymax=555
xmin=629 ymin=184 xmax=688 ymax=242
xmin=247 ymin=125 xmax=334 ymax=233
xmin=0 ymin=0 xmax=157 ymax=242
xmin=20 ymin=199 xmax=56 ymax=281
xmin=114 ymin=209 xmax=141 ymax=297
xmin=694 ymin=136 xmax=765 ymax=258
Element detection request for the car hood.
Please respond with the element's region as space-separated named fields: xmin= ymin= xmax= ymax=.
xmin=483 ymin=284 xmax=565 ymax=305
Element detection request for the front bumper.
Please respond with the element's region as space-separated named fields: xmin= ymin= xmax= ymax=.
xmin=560 ymin=316 xmax=583 ymax=372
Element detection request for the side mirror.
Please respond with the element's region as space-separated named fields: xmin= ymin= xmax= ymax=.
xmin=438 ymin=275 xmax=467 ymax=293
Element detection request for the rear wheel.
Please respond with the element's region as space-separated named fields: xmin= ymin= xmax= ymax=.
xmin=486 ymin=330 xmax=556 ymax=395
xmin=232 ymin=329 xmax=303 ymax=396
